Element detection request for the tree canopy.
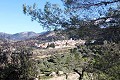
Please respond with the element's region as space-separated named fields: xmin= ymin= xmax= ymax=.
xmin=23 ymin=0 xmax=119 ymax=29
xmin=23 ymin=0 xmax=120 ymax=41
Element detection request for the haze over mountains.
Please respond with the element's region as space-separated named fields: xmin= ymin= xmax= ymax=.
xmin=0 ymin=31 xmax=66 ymax=41
xmin=0 ymin=31 xmax=41 ymax=41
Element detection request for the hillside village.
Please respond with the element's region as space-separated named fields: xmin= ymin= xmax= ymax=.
xmin=0 ymin=0 xmax=120 ymax=80
xmin=34 ymin=38 xmax=86 ymax=49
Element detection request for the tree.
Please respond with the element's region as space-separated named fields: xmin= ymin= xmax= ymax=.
xmin=23 ymin=0 xmax=119 ymax=28
xmin=0 ymin=47 xmax=39 ymax=80
xmin=90 ymin=43 xmax=120 ymax=80
xmin=23 ymin=0 xmax=120 ymax=40
xmin=100 ymin=9 xmax=120 ymax=43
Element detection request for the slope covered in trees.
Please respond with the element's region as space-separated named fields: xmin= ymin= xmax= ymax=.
xmin=0 ymin=0 xmax=120 ymax=80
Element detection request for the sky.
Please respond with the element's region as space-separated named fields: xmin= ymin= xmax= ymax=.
xmin=0 ymin=0 xmax=118 ymax=34
xmin=0 ymin=0 xmax=62 ymax=34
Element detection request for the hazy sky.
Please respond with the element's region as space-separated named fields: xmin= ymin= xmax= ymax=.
xmin=0 ymin=0 xmax=62 ymax=34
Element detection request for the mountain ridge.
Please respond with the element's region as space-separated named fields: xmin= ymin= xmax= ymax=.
xmin=0 ymin=31 xmax=40 ymax=41
xmin=0 ymin=31 xmax=68 ymax=41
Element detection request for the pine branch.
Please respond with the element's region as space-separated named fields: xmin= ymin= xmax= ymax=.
xmin=73 ymin=0 xmax=120 ymax=9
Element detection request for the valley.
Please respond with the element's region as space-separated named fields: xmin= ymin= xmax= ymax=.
xmin=0 ymin=0 xmax=120 ymax=80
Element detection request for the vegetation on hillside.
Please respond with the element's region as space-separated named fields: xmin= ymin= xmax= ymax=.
xmin=0 ymin=0 xmax=120 ymax=80
xmin=0 ymin=42 xmax=119 ymax=80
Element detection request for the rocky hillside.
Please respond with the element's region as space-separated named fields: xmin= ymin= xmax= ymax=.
xmin=33 ymin=31 xmax=68 ymax=42
xmin=0 ymin=32 xmax=40 ymax=41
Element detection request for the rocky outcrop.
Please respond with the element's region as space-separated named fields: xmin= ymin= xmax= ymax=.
xmin=41 ymin=71 xmax=98 ymax=80
xmin=42 ymin=72 xmax=79 ymax=80
xmin=57 ymin=71 xmax=64 ymax=76
xmin=49 ymin=72 xmax=57 ymax=77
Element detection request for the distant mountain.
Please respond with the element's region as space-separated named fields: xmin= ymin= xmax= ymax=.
xmin=0 ymin=31 xmax=68 ymax=41
xmin=32 ymin=31 xmax=68 ymax=42
xmin=10 ymin=32 xmax=39 ymax=40
xmin=0 ymin=32 xmax=11 ymax=40
xmin=0 ymin=32 xmax=40 ymax=41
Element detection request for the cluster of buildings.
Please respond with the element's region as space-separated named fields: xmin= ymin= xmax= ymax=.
xmin=34 ymin=39 xmax=86 ymax=49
